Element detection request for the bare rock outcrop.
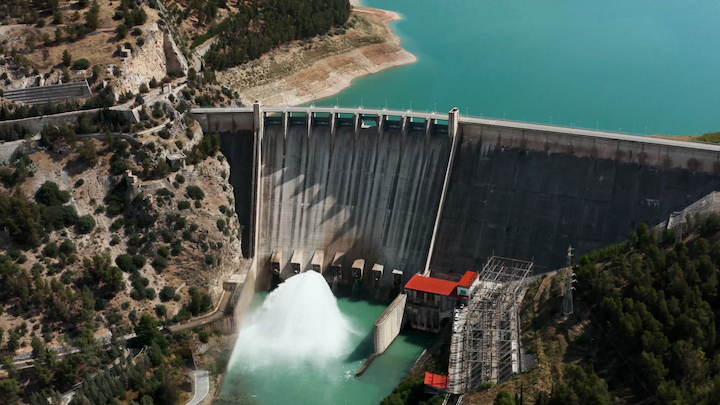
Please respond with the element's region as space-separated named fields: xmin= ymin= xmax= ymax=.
xmin=116 ymin=23 xmax=189 ymax=95
xmin=163 ymin=31 xmax=189 ymax=76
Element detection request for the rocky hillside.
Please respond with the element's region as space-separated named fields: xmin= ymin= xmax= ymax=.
xmin=0 ymin=100 xmax=243 ymax=390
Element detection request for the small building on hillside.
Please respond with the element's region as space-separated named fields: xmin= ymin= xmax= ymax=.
xmin=404 ymin=271 xmax=478 ymax=333
xmin=166 ymin=152 xmax=186 ymax=170
xmin=424 ymin=372 xmax=449 ymax=394
xmin=404 ymin=275 xmax=458 ymax=332
xmin=456 ymin=271 xmax=478 ymax=298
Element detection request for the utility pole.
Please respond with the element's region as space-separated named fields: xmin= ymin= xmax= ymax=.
xmin=562 ymin=245 xmax=575 ymax=317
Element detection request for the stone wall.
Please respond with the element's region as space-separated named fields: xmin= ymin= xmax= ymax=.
xmin=0 ymin=108 xmax=136 ymax=135
xmin=0 ymin=135 xmax=40 ymax=164
xmin=374 ymin=292 xmax=407 ymax=354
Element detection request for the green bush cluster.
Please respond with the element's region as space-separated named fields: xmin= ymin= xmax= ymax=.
xmin=203 ymin=0 xmax=350 ymax=70
xmin=186 ymin=186 xmax=204 ymax=200
xmin=543 ymin=217 xmax=720 ymax=404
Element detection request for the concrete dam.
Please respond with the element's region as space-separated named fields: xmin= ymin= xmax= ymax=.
xmin=192 ymin=103 xmax=720 ymax=284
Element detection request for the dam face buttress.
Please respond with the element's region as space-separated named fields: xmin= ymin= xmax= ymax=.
xmin=194 ymin=104 xmax=720 ymax=281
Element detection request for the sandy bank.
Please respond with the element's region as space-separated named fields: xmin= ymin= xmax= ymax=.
xmin=217 ymin=6 xmax=416 ymax=107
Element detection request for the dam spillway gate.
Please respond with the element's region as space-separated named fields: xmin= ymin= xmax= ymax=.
xmin=192 ymin=103 xmax=720 ymax=286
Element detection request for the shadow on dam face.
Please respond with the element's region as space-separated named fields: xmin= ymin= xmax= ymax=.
xmin=220 ymin=130 xmax=255 ymax=258
xmin=431 ymin=146 xmax=720 ymax=273
xmin=206 ymin=106 xmax=720 ymax=279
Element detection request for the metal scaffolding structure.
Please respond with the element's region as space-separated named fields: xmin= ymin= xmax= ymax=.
xmin=461 ymin=256 xmax=533 ymax=392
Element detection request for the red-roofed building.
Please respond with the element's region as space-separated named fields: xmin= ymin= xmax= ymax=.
xmin=424 ymin=372 xmax=449 ymax=393
xmin=404 ymin=274 xmax=458 ymax=332
xmin=457 ymin=271 xmax=478 ymax=297
xmin=405 ymin=275 xmax=459 ymax=296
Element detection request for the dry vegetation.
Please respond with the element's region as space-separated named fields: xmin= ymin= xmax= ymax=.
xmin=0 ymin=0 xmax=161 ymax=85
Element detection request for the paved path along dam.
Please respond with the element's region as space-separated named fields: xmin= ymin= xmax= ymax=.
xmin=192 ymin=104 xmax=720 ymax=281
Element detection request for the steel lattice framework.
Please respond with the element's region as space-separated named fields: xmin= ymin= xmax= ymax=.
xmin=462 ymin=257 xmax=533 ymax=391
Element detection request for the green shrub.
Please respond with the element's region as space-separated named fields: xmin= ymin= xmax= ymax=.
xmin=175 ymin=217 xmax=186 ymax=229
xmin=152 ymin=256 xmax=168 ymax=271
xmin=72 ymin=58 xmax=90 ymax=70
xmin=186 ymin=186 xmax=204 ymax=200
xmin=158 ymin=129 xmax=170 ymax=139
xmin=111 ymin=159 xmax=130 ymax=175
xmin=115 ymin=254 xmax=135 ymax=272
xmin=61 ymin=270 xmax=73 ymax=284
xmin=157 ymin=246 xmax=170 ymax=258
xmin=205 ymin=254 xmax=215 ymax=266
xmin=132 ymin=255 xmax=146 ymax=269
xmin=171 ymin=243 xmax=182 ymax=256
xmin=44 ymin=242 xmax=59 ymax=257
xmin=216 ymin=219 xmax=225 ymax=231
xmin=111 ymin=217 xmax=126 ymax=231
xmin=74 ymin=179 xmax=85 ymax=188
xmin=178 ymin=200 xmax=190 ymax=210
xmin=175 ymin=174 xmax=185 ymax=184
xmin=155 ymin=304 xmax=167 ymax=318
xmin=60 ymin=239 xmax=76 ymax=254
xmin=194 ymin=200 xmax=201 ymax=208
xmin=36 ymin=181 xmax=71 ymax=206
xmin=116 ymin=23 xmax=128 ymax=38
xmin=160 ymin=286 xmax=176 ymax=302
xmin=479 ymin=381 xmax=494 ymax=391
xmin=76 ymin=215 xmax=96 ymax=234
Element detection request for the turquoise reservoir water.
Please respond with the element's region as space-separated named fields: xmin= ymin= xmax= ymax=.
xmin=316 ymin=0 xmax=720 ymax=135
xmin=217 ymin=292 xmax=431 ymax=405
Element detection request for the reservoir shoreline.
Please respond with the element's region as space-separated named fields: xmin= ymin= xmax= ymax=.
xmin=217 ymin=4 xmax=416 ymax=107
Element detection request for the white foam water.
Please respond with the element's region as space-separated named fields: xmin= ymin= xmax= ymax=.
xmin=229 ymin=271 xmax=355 ymax=370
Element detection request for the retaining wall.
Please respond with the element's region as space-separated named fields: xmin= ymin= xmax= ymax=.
xmin=0 ymin=108 xmax=136 ymax=134
xmin=232 ymin=260 xmax=257 ymax=324
xmin=374 ymin=292 xmax=407 ymax=354
xmin=0 ymin=135 xmax=40 ymax=164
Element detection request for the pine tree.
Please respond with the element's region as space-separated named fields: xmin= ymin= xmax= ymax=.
xmin=62 ymin=49 xmax=72 ymax=67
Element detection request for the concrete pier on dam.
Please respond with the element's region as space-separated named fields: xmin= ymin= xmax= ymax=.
xmin=192 ymin=103 xmax=720 ymax=285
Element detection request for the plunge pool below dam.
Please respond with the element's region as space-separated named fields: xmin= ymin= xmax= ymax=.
xmin=216 ymin=273 xmax=432 ymax=405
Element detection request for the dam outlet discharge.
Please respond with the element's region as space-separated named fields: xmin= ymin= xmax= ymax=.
xmin=219 ymin=273 xmax=433 ymax=405
xmin=229 ymin=271 xmax=355 ymax=370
